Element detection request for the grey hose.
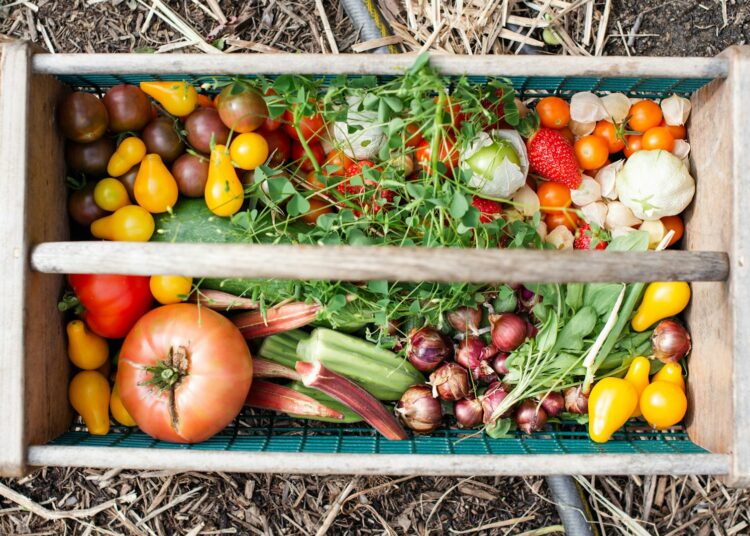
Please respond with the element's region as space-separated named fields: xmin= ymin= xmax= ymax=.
xmin=546 ymin=475 xmax=597 ymax=536
xmin=340 ymin=0 xmax=391 ymax=54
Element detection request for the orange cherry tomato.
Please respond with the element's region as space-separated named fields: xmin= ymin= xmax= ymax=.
xmin=291 ymin=142 xmax=325 ymax=172
xmin=623 ymin=135 xmax=643 ymax=158
xmin=299 ymin=196 xmax=333 ymax=225
xmin=404 ymin=123 xmax=424 ymax=148
xmin=661 ymin=215 xmax=684 ymax=247
xmin=574 ymin=135 xmax=609 ymax=170
xmin=536 ymin=96 xmax=570 ymax=129
xmin=628 ymin=100 xmax=663 ymax=132
xmin=659 ymin=119 xmax=686 ymax=140
xmin=323 ymin=150 xmax=354 ymax=176
xmin=283 ymin=106 xmax=326 ymax=142
xmin=545 ymin=211 xmax=579 ymax=232
xmin=537 ymin=182 xmax=571 ymax=214
xmin=197 ymin=94 xmax=215 ymax=108
xmin=415 ymin=137 xmax=459 ymax=175
xmin=593 ymin=120 xmax=625 ymax=153
xmin=305 ymin=171 xmax=327 ymax=190
xmin=590 ymin=158 xmax=611 ymax=177
xmin=641 ymin=126 xmax=675 ymax=152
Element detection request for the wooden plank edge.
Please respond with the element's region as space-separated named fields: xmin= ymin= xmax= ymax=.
xmin=27 ymin=447 xmax=730 ymax=476
xmin=0 ymin=41 xmax=30 ymax=477
xmin=31 ymin=53 xmax=729 ymax=79
xmin=29 ymin=242 xmax=730 ymax=283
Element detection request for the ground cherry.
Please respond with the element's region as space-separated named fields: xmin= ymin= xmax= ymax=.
xmin=93 ymin=178 xmax=130 ymax=211
xmin=536 ymin=96 xmax=570 ymax=129
xmin=537 ymin=182 xmax=571 ymax=214
xmin=641 ymin=126 xmax=675 ymax=152
xmin=593 ymin=120 xmax=626 ymax=153
xmin=574 ymin=135 xmax=609 ymax=170
xmin=623 ymin=134 xmax=643 ymax=158
xmin=230 ymin=132 xmax=269 ymax=170
xmin=659 ymin=119 xmax=686 ymax=140
xmin=628 ymin=100 xmax=663 ymax=132
xmin=640 ymin=381 xmax=687 ymax=429
xmin=661 ymin=215 xmax=684 ymax=247
xmin=150 ymin=275 xmax=193 ymax=305
xmin=545 ymin=211 xmax=579 ymax=232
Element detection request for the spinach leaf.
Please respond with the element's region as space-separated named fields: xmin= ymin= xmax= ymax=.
xmin=584 ymin=283 xmax=623 ymax=317
xmin=555 ymin=306 xmax=598 ymax=351
xmin=607 ymin=230 xmax=649 ymax=252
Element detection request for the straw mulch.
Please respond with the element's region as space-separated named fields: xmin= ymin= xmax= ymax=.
xmin=1 ymin=1 xmax=750 ymax=534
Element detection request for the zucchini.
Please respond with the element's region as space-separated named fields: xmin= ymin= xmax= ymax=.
xmin=296 ymin=328 xmax=424 ymax=401
xmin=288 ymin=382 xmax=363 ymax=423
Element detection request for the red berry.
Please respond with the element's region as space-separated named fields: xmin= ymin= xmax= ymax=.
xmin=337 ymin=160 xmax=392 ymax=216
xmin=527 ymin=128 xmax=582 ymax=189
xmin=471 ymin=196 xmax=503 ymax=223
xmin=574 ymin=223 xmax=607 ymax=250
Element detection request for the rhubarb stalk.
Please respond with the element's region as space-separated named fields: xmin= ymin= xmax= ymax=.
xmin=245 ymin=380 xmax=344 ymax=420
xmin=253 ymin=357 xmax=302 ymax=381
xmin=295 ymin=361 xmax=408 ymax=440
xmin=233 ymin=302 xmax=320 ymax=339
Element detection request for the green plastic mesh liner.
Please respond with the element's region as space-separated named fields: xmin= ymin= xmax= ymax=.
xmin=48 ymin=70 xmax=712 ymax=455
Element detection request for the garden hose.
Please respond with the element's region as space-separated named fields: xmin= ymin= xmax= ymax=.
xmin=546 ymin=475 xmax=599 ymax=536
xmin=340 ymin=0 xmax=398 ymax=54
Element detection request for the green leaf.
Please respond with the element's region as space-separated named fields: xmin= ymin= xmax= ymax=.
xmin=555 ymin=306 xmax=598 ymax=351
xmin=536 ymin=315 xmax=558 ymax=352
xmin=316 ymin=212 xmax=337 ymax=231
xmin=287 ymin=193 xmax=310 ymax=217
xmin=383 ymin=96 xmax=403 ymax=113
xmin=461 ymin=207 xmax=480 ymax=229
xmin=449 ymin=191 xmax=469 ymax=219
xmin=408 ymin=52 xmax=430 ymax=75
xmin=378 ymin=98 xmax=389 ymax=123
xmin=493 ymin=285 xmax=518 ymax=313
xmin=565 ymin=283 xmax=584 ymax=312
xmin=266 ymin=177 xmax=296 ymax=202
xmin=607 ymin=230 xmax=649 ymax=252
xmin=406 ymin=183 xmax=425 ymax=199
xmin=584 ymin=283 xmax=623 ymax=317
xmin=368 ymin=280 xmax=389 ymax=295
xmin=485 ymin=418 xmax=513 ymax=438
xmin=327 ymin=294 xmax=348 ymax=312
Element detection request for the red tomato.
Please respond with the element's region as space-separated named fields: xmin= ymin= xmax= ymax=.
xmin=283 ymin=106 xmax=326 ymax=142
xmin=537 ymin=182 xmax=572 ymax=214
xmin=536 ymin=96 xmax=570 ymax=129
xmin=259 ymin=128 xmax=292 ymax=167
xmin=69 ymin=274 xmax=153 ymax=339
xmin=292 ymin=141 xmax=325 ymax=172
xmin=404 ymin=123 xmax=424 ymax=148
xmin=262 ymin=89 xmax=283 ymax=132
xmin=545 ymin=211 xmax=579 ymax=232
xmin=661 ymin=215 xmax=684 ymax=247
xmin=117 ymin=304 xmax=253 ymax=443
xmin=593 ymin=120 xmax=626 ymax=153
xmin=415 ymin=137 xmax=459 ymax=175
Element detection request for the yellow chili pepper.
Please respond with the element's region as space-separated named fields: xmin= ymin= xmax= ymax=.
xmin=623 ymin=356 xmax=650 ymax=417
xmin=67 ymin=320 xmax=109 ymax=370
xmin=139 ymin=81 xmax=198 ymax=117
xmin=653 ymin=362 xmax=685 ymax=391
xmin=69 ymin=370 xmax=110 ymax=435
xmin=107 ymin=136 xmax=146 ymax=177
xmin=640 ymin=381 xmax=687 ymax=430
xmin=110 ymin=383 xmax=136 ymax=427
xmin=134 ymin=154 xmax=179 ymax=213
xmin=631 ymin=282 xmax=691 ymax=332
xmin=588 ymin=377 xmax=638 ymax=443
xmin=205 ymin=144 xmax=245 ymax=217
xmin=91 ymin=205 xmax=155 ymax=242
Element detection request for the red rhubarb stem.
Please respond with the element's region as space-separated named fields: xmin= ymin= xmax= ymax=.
xmin=295 ymin=361 xmax=407 ymax=440
xmin=245 ymin=380 xmax=343 ymax=420
xmin=253 ymin=357 xmax=302 ymax=381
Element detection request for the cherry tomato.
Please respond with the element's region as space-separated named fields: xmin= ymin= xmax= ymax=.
xmin=323 ymin=150 xmax=354 ymax=176
xmin=659 ymin=119 xmax=686 ymax=140
xmin=150 ymin=275 xmax=193 ymax=305
xmin=90 ymin=205 xmax=155 ymax=242
xmin=545 ymin=211 xmax=579 ymax=232
xmin=69 ymin=183 xmax=108 ymax=226
xmin=300 ymin=196 xmax=333 ymax=225
xmin=103 ymin=84 xmax=152 ymax=133
xmin=404 ymin=122 xmax=424 ymax=148
xmin=593 ymin=120 xmax=625 ymax=153
xmin=58 ymin=92 xmax=109 ymax=143
xmin=537 ymin=182 xmax=572 ymax=214
xmin=93 ymin=178 xmax=130 ymax=212
xmin=574 ymin=135 xmax=609 ymax=170
xmin=118 ymin=304 xmax=253 ymax=442
xmin=536 ymin=96 xmax=570 ymax=129
xmin=641 ymin=126 xmax=675 ymax=152
xmin=640 ymin=381 xmax=687 ymax=430
xmin=197 ymin=93 xmax=215 ymax=108
xmin=108 ymin=136 xmax=146 ymax=178
xmin=110 ymin=383 xmax=136 ymax=427
xmin=628 ymin=100 xmax=662 ymax=132
xmin=305 ymin=171 xmax=327 ymax=190
xmin=216 ymin=82 xmax=267 ymax=133
xmin=590 ymin=158 xmax=611 ymax=177
xmin=661 ymin=215 xmax=684 ymax=247
xmin=283 ymin=106 xmax=326 ymax=142
xmin=69 ymin=370 xmax=110 ymax=435
xmin=68 ymin=274 xmax=153 ymax=339
xmin=230 ymin=132 xmax=270 ymax=170
xmin=134 ymin=154 xmax=179 ymax=214
xmin=259 ymin=128 xmax=292 ymax=167
xmin=623 ymin=134 xmax=643 ymax=158
xmin=415 ymin=137 xmax=459 ymax=175
xmin=292 ymin=142 xmax=325 ymax=172
xmin=434 ymin=95 xmax=465 ymax=125
xmin=262 ymin=89 xmax=283 ymax=131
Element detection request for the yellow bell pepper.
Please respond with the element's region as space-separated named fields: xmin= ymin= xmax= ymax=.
xmin=134 ymin=154 xmax=179 ymax=213
xmin=205 ymin=144 xmax=245 ymax=217
xmin=623 ymin=356 xmax=650 ymax=417
xmin=653 ymin=362 xmax=685 ymax=391
xmin=69 ymin=370 xmax=111 ymax=435
xmin=67 ymin=320 xmax=109 ymax=370
xmin=140 ymin=81 xmax=198 ymax=117
xmin=588 ymin=377 xmax=638 ymax=443
xmin=631 ymin=281 xmax=691 ymax=332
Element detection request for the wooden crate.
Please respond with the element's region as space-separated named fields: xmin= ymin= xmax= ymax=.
xmin=1 ymin=41 xmax=748 ymax=484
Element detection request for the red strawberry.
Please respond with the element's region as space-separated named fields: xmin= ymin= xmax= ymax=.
xmin=526 ymin=127 xmax=581 ymax=189
xmin=574 ymin=223 xmax=608 ymax=250
xmin=471 ymin=196 xmax=503 ymax=223
xmin=337 ymin=160 xmax=393 ymax=216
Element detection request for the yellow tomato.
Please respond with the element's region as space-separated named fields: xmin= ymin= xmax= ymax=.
xmin=107 ymin=137 xmax=146 ymax=177
xmin=91 ymin=205 xmax=155 ymax=242
xmin=205 ymin=144 xmax=245 ymax=217
xmin=150 ymin=275 xmax=193 ymax=305
xmin=640 ymin=381 xmax=687 ymax=429
xmin=134 ymin=154 xmax=179 ymax=213
xmin=631 ymin=282 xmax=691 ymax=332
xmin=66 ymin=320 xmax=109 ymax=370
xmin=110 ymin=383 xmax=136 ymax=427
xmin=69 ymin=370 xmax=111 ymax=435
xmin=140 ymin=81 xmax=198 ymax=117
xmin=623 ymin=356 xmax=650 ymax=417
xmin=230 ymin=132 xmax=269 ymax=170
xmin=588 ymin=377 xmax=638 ymax=443
xmin=653 ymin=362 xmax=686 ymax=391
xmin=94 ymin=178 xmax=130 ymax=211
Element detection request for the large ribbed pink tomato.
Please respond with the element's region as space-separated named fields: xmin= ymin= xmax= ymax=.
xmin=117 ymin=303 xmax=253 ymax=443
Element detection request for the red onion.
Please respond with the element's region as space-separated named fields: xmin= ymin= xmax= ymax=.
xmin=491 ymin=353 xmax=510 ymax=375
xmin=481 ymin=382 xmax=510 ymax=424
xmin=564 ymin=386 xmax=589 ymax=414
xmin=514 ymin=400 xmax=548 ymax=434
xmin=430 ymin=362 xmax=471 ymax=401
xmin=395 ymin=385 xmax=443 ymax=433
xmin=526 ymin=321 xmax=538 ymax=339
xmin=455 ymin=336 xmax=485 ymax=369
xmin=652 ymin=320 xmax=692 ymax=363
xmin=453 ymin=397 xmax=484 ymax=428
xmin=518 ymin=286 xmax=539 ymax=311
xmin=406 ymin=327 xmax=453 ymax=372
xmin=446 ymin=307 xmax=482 ymax=334
xmin=472 ymin=362 xmax=497 ymax=384
xmin=539 ymin=392 xmax=564 ymax=418
xmin=490 ymin=313 xmax=527 ymax=352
